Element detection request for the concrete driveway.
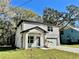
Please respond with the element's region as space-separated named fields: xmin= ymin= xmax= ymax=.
xmin=41 ymin=46 xmax=79 ymax=54
xmin=55 ymin=46 xmax=79 ymax=54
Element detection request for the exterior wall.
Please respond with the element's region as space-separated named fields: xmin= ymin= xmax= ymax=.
xmin=15 ymin=24 xmax=22 ymax=48
xmin=22 ymin=33 xmax=26 ymax=48
xmin=23 ymin=22 xmax=60 ymax=47
xmin=23 ymin=22 xmax=59 ymax=38
xmin=61 ymin=29 xmax=79 ymax=43
xmin=45 ymin=27 xmax=60 ymax=46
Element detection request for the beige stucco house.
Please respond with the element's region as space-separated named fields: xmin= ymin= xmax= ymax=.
xmin=15 ymin=20 xmax=60 ymax=49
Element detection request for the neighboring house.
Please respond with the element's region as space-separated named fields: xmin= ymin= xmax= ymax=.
xmin=15 ymin=20 xmax=60 ymax=49
xmin=61 ymin=25 xmax=79 ymax=44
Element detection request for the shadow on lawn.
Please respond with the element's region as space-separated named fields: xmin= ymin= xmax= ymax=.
xmin=0 ymin=47 xmax=16 ymax=51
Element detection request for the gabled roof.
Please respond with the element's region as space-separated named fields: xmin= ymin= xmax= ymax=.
xmin=17 ymin=20 xmax=44 ymax=27
xmin=17 ymin=20 xmax=59 ymax=27
xmin=21 ymin=26 xmax=47 ymax=33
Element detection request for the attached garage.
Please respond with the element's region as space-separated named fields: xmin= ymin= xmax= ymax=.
xmin=46 ymin=38 xmax=58 ymax=48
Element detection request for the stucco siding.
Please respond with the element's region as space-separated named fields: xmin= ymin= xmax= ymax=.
xmin=15 ymin=25 xmax=22 ymax=48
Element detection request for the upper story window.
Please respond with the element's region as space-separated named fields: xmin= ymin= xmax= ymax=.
xmin=47 ymin=26 xmax=53 ymax=32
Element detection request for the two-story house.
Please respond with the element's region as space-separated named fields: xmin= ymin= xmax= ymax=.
xmin=15 ymin=20 xmax=60 ymax=49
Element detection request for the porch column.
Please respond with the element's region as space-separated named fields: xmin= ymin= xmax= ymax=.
xmin=25 ymin=33 xmax=28 ymax=49
xmin=40 ymin=34 xmax=44 ymax=48
xmin=57 ymin=31 xmax=60 ymax=46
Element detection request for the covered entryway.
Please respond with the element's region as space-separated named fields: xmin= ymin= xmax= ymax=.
xmin=28 ymin=34 xmax=41 ymax=48
xmin=21 ymin=26 xmax=47 ymax=49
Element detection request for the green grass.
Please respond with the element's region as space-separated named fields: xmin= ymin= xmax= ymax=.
xmin=0 ymin=47 xmax=79 ymax=59
xmin=62 ymin=44 xmax=79 ymax=48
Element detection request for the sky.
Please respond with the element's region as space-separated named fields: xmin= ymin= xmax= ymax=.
xmin=11 ymin=0 xmax=79 ymax=15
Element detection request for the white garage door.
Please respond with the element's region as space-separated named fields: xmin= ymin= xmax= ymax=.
xmin=47 ymin=38 xmax=57 ymax=48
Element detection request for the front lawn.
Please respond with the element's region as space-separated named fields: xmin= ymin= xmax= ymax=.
xmin=0 ymin=47 xmax=79 ymax=59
